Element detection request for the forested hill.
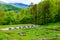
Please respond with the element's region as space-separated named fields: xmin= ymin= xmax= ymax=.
xmin=0 ymin=3 xmax=22 ymax=13
xmin=0 ymin=0 xmax=60 ymax=25
xmin=21 ymin=0 xmax=60 ymax=25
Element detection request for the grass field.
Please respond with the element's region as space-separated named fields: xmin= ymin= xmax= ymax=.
xmin=0 ymin=23 xmax=60 ymax=40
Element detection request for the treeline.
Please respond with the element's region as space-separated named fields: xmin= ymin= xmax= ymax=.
xmin=21 ymin=0 xmax=60 ymax=25
xmin=32 ymin=0 xmax=60 ymax=25
xmin=0 ymin=7 xmax=30 ymax=25
xmin=0 ymin=0 xmax=60 ymax=25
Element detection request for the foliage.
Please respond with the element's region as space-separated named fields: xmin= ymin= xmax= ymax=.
xmin=1 ymin=4 xmax=22 ymax=13
xmin=0 ymin=0 xmax=60 ymax=25
xmin=28 ymin=0 xmax=60 ymax=25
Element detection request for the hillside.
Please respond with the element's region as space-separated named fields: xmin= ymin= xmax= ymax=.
xmin=0 ymin=0 xmax=60 ymax=40
xmin=10 ymin=3 xmax=29 ymax=8
xmin=0 ymin=4 xmax=22 ymax=13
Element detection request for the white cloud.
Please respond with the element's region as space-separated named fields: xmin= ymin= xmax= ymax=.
xmin=0 ymin=0 xmax=42 ymax=5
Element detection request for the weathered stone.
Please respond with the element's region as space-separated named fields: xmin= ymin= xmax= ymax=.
xmin=21 ymin=26 xmax=23 ymax=29
xmin=23 ymin=26 xmax=26 ymax=29
xmin=27 ymin=26 xmax=30 ymax=28
xmin=0 ymin=25 xmax=37 ymax=31
xmin=19 ymin=27 xmax=21 ymax=29
xmin=18 ymin=32 xmax=26 ymax=36
xmin=14 ymin=27 xmax=18 ymax=29
xmin=14 ymin=27 xmax=20 ymax=29
xmin=9 ymin=28 xmax=12 ymax=30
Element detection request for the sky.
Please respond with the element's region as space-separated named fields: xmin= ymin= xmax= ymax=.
xmin=0 ymin=0 xmax=42 ymax=5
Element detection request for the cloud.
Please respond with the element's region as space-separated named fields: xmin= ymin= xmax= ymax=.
xmin=1 ymin=0 xmax=42 ymax=4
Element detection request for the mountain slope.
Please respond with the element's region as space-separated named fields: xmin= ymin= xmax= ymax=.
xmin=0 ymin=1 xmax=29 ymax=8
xmin=0 ymin=3 xmax=22 ymax=13
xmin=10 ymin=3 xmax=29 ymax=8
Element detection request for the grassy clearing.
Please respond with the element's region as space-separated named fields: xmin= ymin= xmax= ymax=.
xmin=0 ymin=23 xmax=60 ymax=40
xmin=0 ymin=24 xmax=33 ymax=28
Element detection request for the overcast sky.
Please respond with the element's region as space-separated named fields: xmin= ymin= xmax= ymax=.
xmin=0 ymin=0 xmax=42 ymax=5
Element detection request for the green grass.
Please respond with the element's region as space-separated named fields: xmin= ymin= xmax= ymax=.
xmin=0 ymin=24 xmax=32 ymax=28
xmin=0 ymin=23 xmax=60 ymax=40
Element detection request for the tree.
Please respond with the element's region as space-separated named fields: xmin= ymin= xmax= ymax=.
xmin=0 ymin=10 xmax=7 ymax=25
xmin=29 ymin=0 xmax=60 ymax=25
xmin=5 ymin=10 xmax=16 ymax=25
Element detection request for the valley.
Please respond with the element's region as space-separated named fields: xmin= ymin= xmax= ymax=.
xmin=0 ymin=0 xmax=60 ymax=40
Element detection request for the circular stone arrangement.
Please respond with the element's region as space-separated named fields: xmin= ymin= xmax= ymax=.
xmin=0 ymin=24 xmax=39 ymax=31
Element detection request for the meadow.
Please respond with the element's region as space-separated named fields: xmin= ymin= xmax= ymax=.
xmin=0 ymin=22 xmax=60 ymax=40
xmin=0 ymin=0 xmax=60 ymax=40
